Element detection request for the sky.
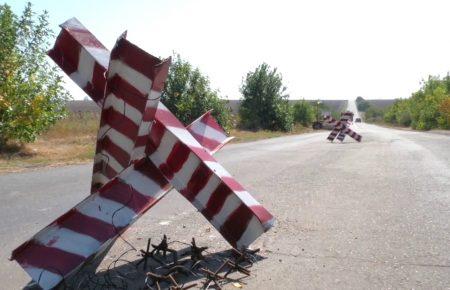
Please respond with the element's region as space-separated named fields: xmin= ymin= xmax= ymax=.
xmin=7 ymin=0 xmax=450 ymax=100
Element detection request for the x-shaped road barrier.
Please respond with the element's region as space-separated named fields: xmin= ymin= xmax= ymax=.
xmin=10 ymin=18 xmax=274 ymax=290
xmin=325 ymin=111 xmax=362 ymax=142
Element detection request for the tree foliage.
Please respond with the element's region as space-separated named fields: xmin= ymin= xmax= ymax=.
xmin=161 ymin=54 xmax=232 ymax=131
xmin=364 ymin=106 xmax=385 ymax=123
xmin=293 ymin=100 xmax=314 ymax=126
xmin=384 ymin=75 xmax=450 ymax=130
xmin=0 ymin=3 xmax=69 ymax=147
xmin=239 ymin=63 xmax=293 ymax=131
xmin=438 ymin=97 xmax=450 ymax=129
xmin=355 ymin=96 xmax=370 ymax=112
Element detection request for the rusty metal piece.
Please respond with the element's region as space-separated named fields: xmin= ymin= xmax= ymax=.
xmin=200 ymin=261 xmax=228 ymax=290
xmin=146 ymin=272 xmax=196 ymax=290
xmin=146 ymin=271 xmax=167 ymax=290
xmin=232 ymin=248 xmax=260 ymax=266
xmin=190 ymin=238 xmax=208 ymax=262
xmin=150 ymin=235 xmax=178 ymax=264
xmin=137 ymin=238 xmax=152 ymax=269
xmin=152 ymin=235 xmax=170 ymax=257
xmin=223 ymin=260 xmax=251 ymax=278
xmin=167 ymin=274 xmax=197 ymax=290
xmin=165 ymin=264 xmax=192 ymax=277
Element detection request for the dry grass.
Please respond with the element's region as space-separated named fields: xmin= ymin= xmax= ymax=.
xmin=0 ymin=113 xmax=312 ymax=173
xmin=230 ymin=124 xmax=313 ymax=143
xmin=0 ymin=113 xmax=99 ymax=173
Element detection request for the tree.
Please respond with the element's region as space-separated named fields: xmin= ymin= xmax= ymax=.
xmin=239 ymin=63 xmax=293 ymax=131
xmin=364 ymin=106 xmax=386 ymax=123
xmin=293 ymin=100 xmax=314 ymax=126
xmin=161 ymin=54 xmax=232 ymax=131
xmin=384 ymin=75 xmax=450 ymax=130
xmin=0 ymin=3 xmax=69 ymax=148
xmin=355 ymin=96 xmax=370 ymax=112
xmin=438 ymin=98 xmax=450 ymax=129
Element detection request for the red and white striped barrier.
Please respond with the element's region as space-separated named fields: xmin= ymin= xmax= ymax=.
xmin=186 ymin=110 xmax=234 ymax=154
xmin=92 ymin=35 xmax=170 ymax=192
xmin=326 ymin=111 xmax=362 ymax=142
xmin=11 ymin=18 xmax=274 ymax=290
xmin=146 ymin=105 xmax=273 ymax=249
xmin=48 ymin=18 xmax=109 ymax=105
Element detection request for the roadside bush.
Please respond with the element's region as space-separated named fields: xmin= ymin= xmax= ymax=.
xmin=161 ymin=54 xmax=232 ymax=131
xmin=0 ymin=3 xmax=70 ymax=148
xmin=384 ymin=75 xmax=450 ymax=130
xmin=364 ymin=106 xmax=385 ymax=123
xmin=438 ymin=98 xmax=450 ymax=129
xmin=397 ymin=110 xmax=412 ymax=126
xmin=239 ymin=63 xmax=293 ymax=131
xmin=293 ymin=100 xmax=314 ymax=126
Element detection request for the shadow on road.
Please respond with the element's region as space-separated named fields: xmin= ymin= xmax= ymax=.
xmin=21 ymin=244 xmax=266 ymax=290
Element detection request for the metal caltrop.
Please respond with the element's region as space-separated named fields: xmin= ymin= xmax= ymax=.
xmin=10 ymin=18 xmax=274 ymax=290
xmin=325 ymin=111 xmax=362 ymax=142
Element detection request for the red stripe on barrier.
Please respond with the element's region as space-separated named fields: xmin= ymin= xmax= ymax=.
xmin=200 ymin=111 xmax=225 ymax=133
xmin=135 ymin=160 xmax=170 ymax=189
xmin=188 ymin=131 xmax=221 ymax=153
xmin=220 ymin=204 xmax=253 ymax=247
xmin=166 ymin=142 xmax=191 ymax=173
xmin=151 ymin=59 xmax=171 ymax=92
xmin=65 ymin=28 xmax=105 ymax=49
xmin=155 ymin=109 xmax=185 ymax=129
xmin=13 ymin=241 xmax=85 ymax=276
xmin=250 ymin=205 xmax=274 ymax=225
xmin=48 ymin=30 xmax=80 ymax=76
xmin=134 ymin=135 xmax=149 ymax=148
xmin=98 ymin=179 xmax=154 ymax=213
xmin=110 ymin=37 xmax=162 ymax=81
xmin=147 ymin=121 xmax=166 ymax=155
xmin=158 ymin=164 xmax=173 ymax=180
xmin=94 ymin=160 xmax=118 ymax=180
xmin=144 ymin=106 xmax=158 ymax=122
xmin=98 ymin=135 xmax=131 ymax=169
xmin=100 ymin=106 xmax=139 ymax=141
xmin=106 ymin=75 xmax=148 ymax=113
xmin=202 ymin=182 xmax=232 ymax=220
xmin=180 ymin=162 xmax=213 ymax=201
xmin=87 ymin=62 xmax=107 ymax=103
xmin=56 ymin=209 xmax=117 ymax=243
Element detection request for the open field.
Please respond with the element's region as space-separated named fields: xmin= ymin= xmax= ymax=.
xmin=0 ymin=113 xmax=312 ymax=173
xmin=68 ymin=100 xmax=349 ymax=116
xmin=0 ymin=113 xmax=98 ymax=173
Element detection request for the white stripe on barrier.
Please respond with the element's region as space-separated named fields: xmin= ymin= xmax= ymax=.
xmin=189 ymin=120 xmax=227 ymax=142
xmin=35 ymin=226 xmax=101 ymax=258
xmin=121 ymin=169 xmax=164 ymax=198
xmin=236 ymin=216 xmax=265 ymax=249
xmin=204 ymin=161 xmax=232 ymax=178
xmin=211 ymin=194 xmax=241 ymax=229
xmin=76 ymin=195 xmax=136 ymax=228
xmin=108 ymin=60 xmax=153 ymax=94
xmin=24 ymin=267 xmax=62 ymax=290
xmin=103 ymin=93 xmax=143 ymax=125
xmin=194 ymin=176 xmax=221 ymax=210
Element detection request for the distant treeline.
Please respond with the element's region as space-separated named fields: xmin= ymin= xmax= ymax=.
xmin=357 ymin=75 xmax=450 ymax=130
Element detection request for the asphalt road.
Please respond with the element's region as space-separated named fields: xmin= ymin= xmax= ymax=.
xmin=1 ymin=123 xmax=449 ymax=289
